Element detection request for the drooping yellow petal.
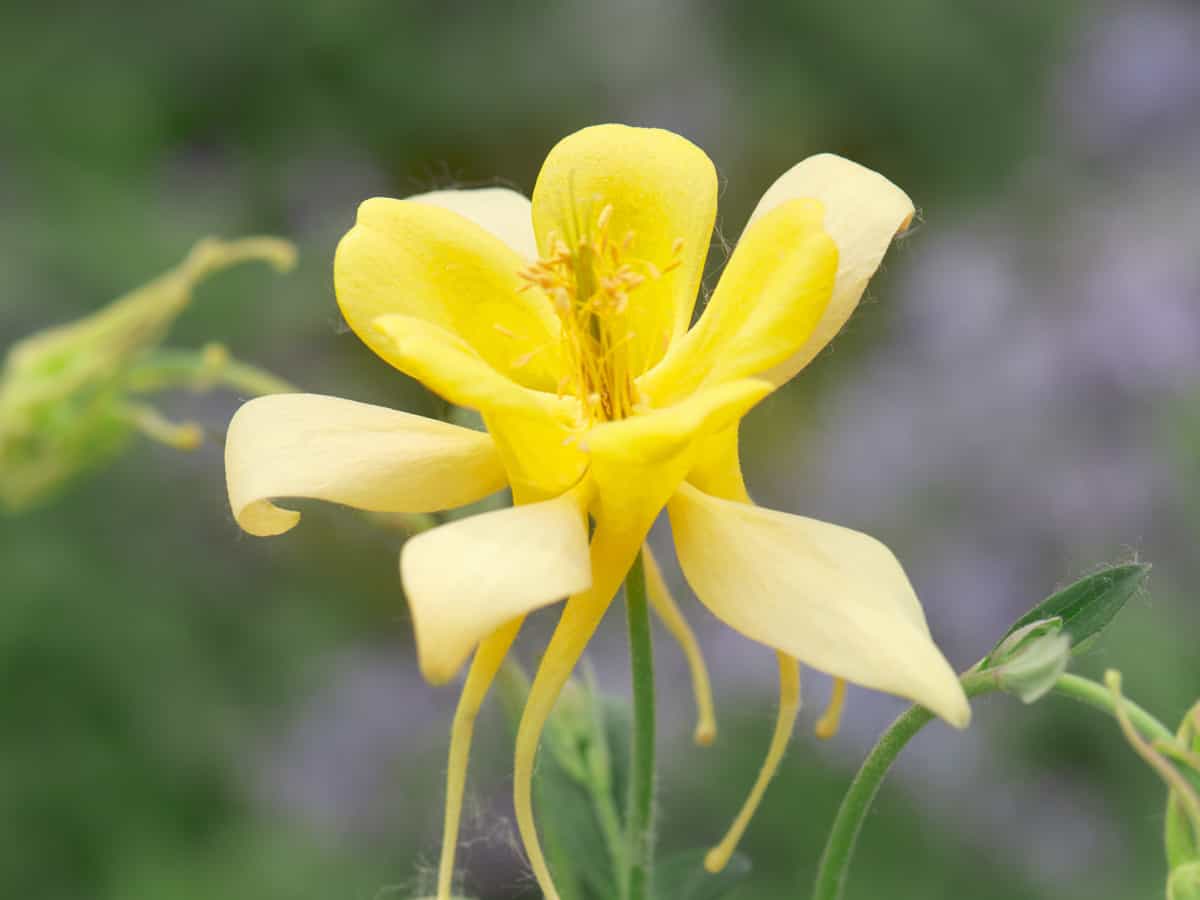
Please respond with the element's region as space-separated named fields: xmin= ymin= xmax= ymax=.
xmin=668 ymin=482 xmax=969 ymax=728
xmin=225 ymin=393 xmax=507 ymax=537
xmin=409 ymin=187 xmax=538 ymax=260
xmin=514 ymin=521 xmax=646 ymax=900
xmin=640 ymin=199 xmax=837 ymax=403
xmin=335 ymin=197 xmax=562 ymax=388
xmin=644 ymin=543 xmax=716 ymax=746
xmin=371 ymin=314 xmax=581 ymax=424
xmin=531 ymin=124 xmax=718 ymax=374
xmin=436 ymin=618 xmax=522 ymax=900
xmin=747 ymin=154 xmax=915 ymax=387
xmin=705 ymin=652 xmax=801 ymax=873
xmin=400 ymin=485 xmax=592 ymax=685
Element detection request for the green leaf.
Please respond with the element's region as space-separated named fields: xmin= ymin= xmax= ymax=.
xmin=653 ymin=848 xmax=751 ymax=900
xmin=985 ymin=563 xmax=1149 ymax=665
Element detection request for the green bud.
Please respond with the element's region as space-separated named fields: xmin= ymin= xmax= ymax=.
xmin=1 ymin=236 xmax=295 ymax=511
xmin=1169 ymin=863 xmax=1200 ymax=900
xmin=987 ymin=617 xmax=1071 ymax=703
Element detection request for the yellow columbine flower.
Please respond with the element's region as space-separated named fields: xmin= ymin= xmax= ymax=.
xmin=224 ymin=124 xmax=970 ymax=899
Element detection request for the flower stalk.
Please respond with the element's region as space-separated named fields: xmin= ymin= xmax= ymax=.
xmin=811 ymin=670 xmax=1174 ymax=900
xmin=624 ymin=550 xmax=656 ymax=900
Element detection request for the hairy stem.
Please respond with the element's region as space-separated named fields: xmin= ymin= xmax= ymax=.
xmin=624 ymin=551 xmax=656 ymax=900
xmin=811 ymin=670 xmax=1173 ymax=900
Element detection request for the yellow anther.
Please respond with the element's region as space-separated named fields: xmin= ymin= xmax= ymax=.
xmin=517 ymin=201 xmax=683 ymax=424
xmin=815 ymin=677 xmax=847 ymax=740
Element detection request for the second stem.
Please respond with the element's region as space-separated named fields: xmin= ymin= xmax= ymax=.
xmin=625 ymin=550 xmax=656 ymax=900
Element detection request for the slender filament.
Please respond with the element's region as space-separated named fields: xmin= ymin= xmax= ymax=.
xmin=436 ymin=618 xmax=523 ymax=900
xmin=815 ymin=677 xmax=847 ymax=740
xmin=705 ymin=652 xmax=801 ymax=873
xmin=643 ymin=543 xmax=717 ymax=745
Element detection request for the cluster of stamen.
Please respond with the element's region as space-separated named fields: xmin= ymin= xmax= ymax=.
xmin=517 ymin=204 xmax=683 ymax=423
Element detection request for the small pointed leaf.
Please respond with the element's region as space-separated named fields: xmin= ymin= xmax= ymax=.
xmin=986 ymin=563 xmax=1148 ymax=666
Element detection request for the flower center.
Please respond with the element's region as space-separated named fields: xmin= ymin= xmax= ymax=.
xmin=519 ymin=204 xmax=682 ymax=424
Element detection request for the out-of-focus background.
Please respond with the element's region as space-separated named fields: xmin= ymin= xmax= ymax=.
xmin=3 ymin=1 xmax=1198 ymax=898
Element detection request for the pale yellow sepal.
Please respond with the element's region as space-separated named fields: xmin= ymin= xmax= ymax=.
xmin=642 ymin=199 xmax=837 ymax=403
xmin=532 ymin=124 xmax=717 ymax=375
xmin=400 ymin=486 xmax=592 ymax=684
xmin=371 ymin=314 xmax=581 ymax=424
xmin=225 ymin=393 xmax=507 ymax=536
xmin=410 ymin=187 xmax=538 ymax=260
xmin=747 ymin=154 xmax=915 ymax=386
xmin=668 ymin=482 xmax=969 ymax=728
xmin=335 ymin=197 xmax=561 ymax=389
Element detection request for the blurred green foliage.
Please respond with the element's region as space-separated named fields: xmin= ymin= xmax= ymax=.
xmin=2 ymin=2 xmax=1193 ymax=899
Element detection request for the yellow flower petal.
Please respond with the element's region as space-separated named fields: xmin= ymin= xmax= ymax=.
xmin=586 ymin=378 xmax=771 ymax=466
xmin=371 ymin=314 xmax=581 ymax=424
xmin=748 ymin=154 xmax=915 ymax=386
xmin=482 ymin=410 xmax=588 ymax=505
xmin=668 ymin=482 xmax=969 ymax=728
xmin=586 ymin=380 xmax=771 ymax=532
xmin=686 ymin=425 xmax=750 ymax=503
xmin=641 ymin=199 xmax=837 ymax=403
xmin=705 ymin=652 xmax=800 ymax=873
xmin=225 ymin=393 xmax=506 ymax=537
xmin=531 ymin=124 xmax=718 ymax=374
xmin=335 ymin=197 xmax=562 ymax=389
xmin=409 ymin=187 xmax=538 ymax=260
xmin=400 ymin=486 xmax=592 ymax=685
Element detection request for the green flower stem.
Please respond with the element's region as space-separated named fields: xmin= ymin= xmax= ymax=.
xmin=125 ymin=347 xmax=295 ymax=397
xmin=811 ymin=670 xmax=1173 ymax=900
xmin=625 ymin=550 xmax=656 ymax=900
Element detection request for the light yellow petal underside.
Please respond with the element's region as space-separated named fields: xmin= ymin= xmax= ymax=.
xmin=409 ymin=187 xmax=538 ymax=260
xmin=225 ymin=393 xmax=506 ymax=537
xmin=641 ymin=199 xmax=837 ymax=403
xmin=747 ymin=154 xmax=915 ymax=387
xmin=335 ymin=197 xmax=562 ymax=388
xmin=668 ymin=482 xmax=969 ymax=728
xmin=532 ymin=124 xmax=718 ymax=375
xmin=371 ymin=314 xmax=581 ymax=424
xmin=400 ymin=487 xmax=592 ymax=685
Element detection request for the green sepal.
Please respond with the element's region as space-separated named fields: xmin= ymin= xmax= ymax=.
xmin=652 ymin=848 xmax=752 ymax=900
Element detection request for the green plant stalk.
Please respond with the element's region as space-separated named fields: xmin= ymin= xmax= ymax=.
xmin=811 ymin=670 xmax=1174 ymax=900
xmin=125 ymin=347 xmax=295 ymax=396
xmin=624 ymin=551 xmax=655 ymax=900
